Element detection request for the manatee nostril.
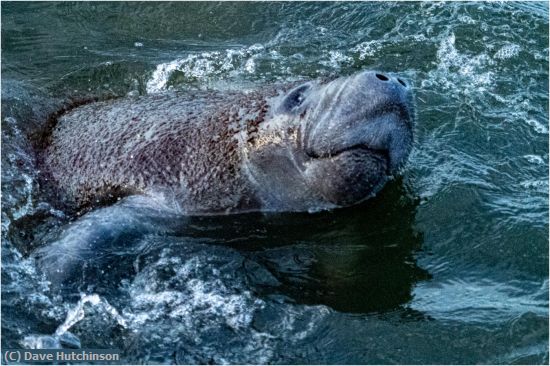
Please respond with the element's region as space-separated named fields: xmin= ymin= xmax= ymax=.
xmin=397 ymin=78 xmax=407 ymax=87
xmin=375 ymin=73 xmax=389 ymax=81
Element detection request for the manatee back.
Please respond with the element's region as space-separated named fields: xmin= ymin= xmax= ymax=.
xmin=41 ymin=91 xmax=268 ymax=212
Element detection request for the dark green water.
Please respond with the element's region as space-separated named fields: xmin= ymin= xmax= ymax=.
xmin=1 ymin=2 xmax=548 ymax=364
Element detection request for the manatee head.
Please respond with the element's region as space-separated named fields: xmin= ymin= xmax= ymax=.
xmin=244 ymin=70 xmax=415 ymax=211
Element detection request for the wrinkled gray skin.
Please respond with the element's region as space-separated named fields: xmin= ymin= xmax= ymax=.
xmin=35 ymin=70 xmax=414 ymax=283
xmin=42 ymin=70 xmax=414 ymax=214
xmin=248 ymin=71 xmax=414 ymax=210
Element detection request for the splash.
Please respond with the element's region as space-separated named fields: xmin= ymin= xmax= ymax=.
xmin=494 ymin=44 xmax=521 ymax=60
xmin=525 ymin=118 xmax=548 ymax=134
xmin=319 ymin=50 xmax=354 ymax=69
xmin=21 ymin=294 xmax=126 ymax=350
xmin=351 ymin=34 xmax=427 ymax=60
xmin=429 ymin=32 xmax=495 ymax=93
xmin=146 ymin=44 xmax=265 ymax=93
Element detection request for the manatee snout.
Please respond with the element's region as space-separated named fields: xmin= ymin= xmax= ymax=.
xmin=297 ymin=71 xmax=415 ymax=206
xmin=353 ymin=71 xmax=414 ymax=172
xmin=304 ymin=71 xmax=413 ymax=169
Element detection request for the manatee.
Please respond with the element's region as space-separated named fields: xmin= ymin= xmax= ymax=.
xmin=32 ymin=70 xmax=415 ymax=283
xmin=39 ymin=71 xmax=414 ymax=214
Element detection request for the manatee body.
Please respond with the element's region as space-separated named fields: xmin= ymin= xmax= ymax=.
xmin=40 ymin=71 xmax=414 ymax=214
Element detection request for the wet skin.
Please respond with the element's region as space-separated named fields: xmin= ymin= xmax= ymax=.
xmin=33 ymin=70 xmax=415 ymax=283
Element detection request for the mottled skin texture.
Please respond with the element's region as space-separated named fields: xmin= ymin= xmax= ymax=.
xmin=41 ymin=89 xmax=275 ymax=212
xmin=39 ymin=71 xmax=414 ymax=214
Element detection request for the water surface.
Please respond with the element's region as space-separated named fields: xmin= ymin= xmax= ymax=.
xmin=1 ymin=2 xmax=548 ymax=364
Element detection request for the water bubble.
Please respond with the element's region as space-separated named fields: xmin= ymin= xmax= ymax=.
xmin=245 ymin=58 xmax=256 ymax=74
xmin=494 ymin=44 xmax=521 ymax=60
xmin=145 ymin=44 xmax=268 ymax=93
xmin=525 ymin=119 xmax=548 ymax=134
xmin=20 ymin=294 xmax=125 ymax=350
xmin=319 ymin=50 xmax=354 ymax=69
xmin=458 ymin=15 xmax=476 ymax=24
xmin=22 ymin=335 xmax=61 ymax=349
xmin=524 ymin=155 xmax=545 ymax=165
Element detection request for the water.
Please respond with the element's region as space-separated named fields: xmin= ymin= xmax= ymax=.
xmin=1 ymin=2 xmax=548 ymax=364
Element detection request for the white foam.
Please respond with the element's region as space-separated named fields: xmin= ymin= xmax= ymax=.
xmin=244 ymin=57 xmax=256 ymax=74
xmin=110 ymin=248 xmax=285 ymax=363
xmin=519 ymin=179 xmax=548 ymax=191
xmin=127 ymin=253 xmax=263 ymax=331
xmin=11 ymin=172 xmax=34 ymax=220
xmin=352 ymin=40 xmax=384 ymax=60
xmin=146 ymin=44 xmax=266 ymax=93
xmin=458 ymin=15 xmax=476 ymax=24
xmin=3 ymin=117 xmax=36 ymax=220
xmin=525 ymin=118 xmax=548 ymax=134
xmin=534 ymin=49 xmax=549 ymax=61
xmin=54 ymin=294 xmax=127 ymax=338
xmin=22 ymin=335 xmax=61 ymax=349
xmin=524 ymin=155 xmax=545 ymax=165
xmin=494 ymin=44 xmax=521 ymax=59
xmin=429 ymin=32 xmax=495 ymax=94
xmin=21 ymin=293 xmax=126 ymax=350
xmin=351 ymin=34 xmax=427 ymax=61
xmin=146 ymin=59 xmax=181 ymax=93
xmin=319 ymin=50 xmax=354 ymax=69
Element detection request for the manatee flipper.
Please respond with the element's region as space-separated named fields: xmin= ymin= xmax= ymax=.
xmin=32 ymin=193 xmax=186 ymax=287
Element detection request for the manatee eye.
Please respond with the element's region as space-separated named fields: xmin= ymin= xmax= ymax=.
xmin=282 ymin=84 xmax=310 ymax=112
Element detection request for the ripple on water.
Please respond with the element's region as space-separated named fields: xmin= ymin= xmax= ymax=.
xmin=1 ymin=1 xmax=548 ymax=364
xmin=411 ymin=275 xmax=548 ymax=324
xmin=525 ymin=118 xmax=549 ymax=134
